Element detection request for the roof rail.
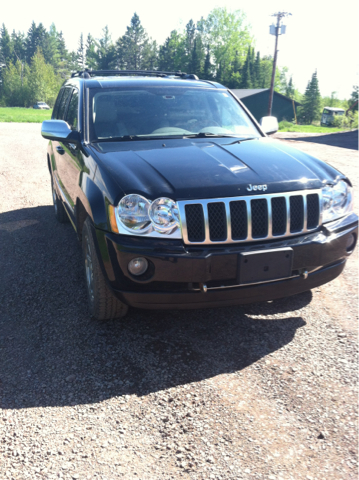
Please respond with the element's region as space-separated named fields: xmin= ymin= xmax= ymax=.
xmin=71 ymin=69 xmax=199 ymax=80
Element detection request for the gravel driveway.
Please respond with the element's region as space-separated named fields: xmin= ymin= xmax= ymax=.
xmin=0 ymin=124 xmax=358 ymax=480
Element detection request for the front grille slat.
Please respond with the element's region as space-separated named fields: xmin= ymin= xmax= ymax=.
xmin=180 ymin=189 xmax=321 ymax=245
xmin=208 ymin=202 xmax=227 ymax=241
xmin=251 ymin=199 xmax=268 ymax=238
xmin=230 ymin=201 xmax=247 ymax=240
xmin=290 ymin=195 xmax=304 ymax=233
xmin=185 ymin=204 xmax=205 ymax=242
xmin=307 ymin=193 xmax=320 ymax=229
xmin=271 ymin=197 xmax=287 ymax=236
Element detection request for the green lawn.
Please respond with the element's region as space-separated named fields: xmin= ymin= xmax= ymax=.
xmin=278 ymin=122 xmax=350 ymax=133
xmin=0 ymin=107 xmax=52 ymax=123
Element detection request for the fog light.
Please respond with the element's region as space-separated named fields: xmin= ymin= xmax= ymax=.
xmin=346 ymin=233 xmax=356 ymax=252
xmin=128 ymin=257 xmax=148 ymax=276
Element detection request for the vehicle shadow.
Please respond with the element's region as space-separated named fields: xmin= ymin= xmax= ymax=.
xmin=0 ymin=206 xmax=311 ymax=410
xmin=278 ymin=129 xmax=358 ymax=150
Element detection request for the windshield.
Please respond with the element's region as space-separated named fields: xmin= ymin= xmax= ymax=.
xmin=89 ymin=87 xmax=260 ymax=141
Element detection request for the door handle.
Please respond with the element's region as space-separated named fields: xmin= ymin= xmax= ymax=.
xmin=56 ymin=146 xmax=65 ymax=155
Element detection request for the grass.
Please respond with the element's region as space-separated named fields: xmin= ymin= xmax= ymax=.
xmin=278 ymin=121 xmax=351 ymax=133
xmin=0 ymin=107 xmax=52 ymax=123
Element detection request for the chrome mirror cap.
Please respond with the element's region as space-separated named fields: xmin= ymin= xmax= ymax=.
xmin=260 ymin=116 xmax=279 ymax=135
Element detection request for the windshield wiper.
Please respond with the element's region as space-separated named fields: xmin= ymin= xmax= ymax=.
xmin=226 ymin=136 xmax=259 ymax=145
xmin=183 ymin=132 xmax=237 ymax=139
xmin=95 ymin=135 xmax=142 ymax=142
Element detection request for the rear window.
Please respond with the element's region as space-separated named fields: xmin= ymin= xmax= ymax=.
xmin=56 ymin=88 xmax=72 ymax=120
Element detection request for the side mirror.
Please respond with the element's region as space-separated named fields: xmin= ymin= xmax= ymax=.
xmin=260 ymin=116 xmax=279 ymax=135
xmin=41 ymin=120 xmax=81 ymax=143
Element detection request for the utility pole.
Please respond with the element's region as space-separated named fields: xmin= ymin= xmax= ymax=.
xmin=268 ymin=12 xmax=291 ymax=116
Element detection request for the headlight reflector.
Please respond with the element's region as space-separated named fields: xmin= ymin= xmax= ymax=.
xmin=117 ymin=194 xmax=151 ymax=231
xmin=322 ymin=180 xmax=353 ymax=223
xmin=149 ymin=198 xmax=180 ymax=232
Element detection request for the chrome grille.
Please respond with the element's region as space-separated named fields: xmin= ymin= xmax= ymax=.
xmin=178 ymin=190 xmax=322 ymax=245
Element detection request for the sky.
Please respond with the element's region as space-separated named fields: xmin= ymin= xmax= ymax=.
xmin=1 ymin=0 xmax=358 ymax=99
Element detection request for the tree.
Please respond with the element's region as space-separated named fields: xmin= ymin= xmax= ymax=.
xmin=85 ymin=34 xmax=97 ymax=69
xmin=27 ymin=48 xmax=61 ymax=106
xmin=42 ymin=24 xmax=61 ymax=70
xmin=0 ymin=24 xmax=13 ymax=66
xmin=285 ymin=76 xmax=295 ymax=99
xmin=348 ymin=85 xmax=358 ymax=112
xmin=200 ymin=8 xmax=252 ymax=81
xmin=276 ymin=67 xmax=288 ymax=95
xmin=203 ymin=44 xmax=213 ymax=80
xmin=158 ymin=30 xmax=185 ymax=72
xmin=299 ymin=71 xmax=321 ymax=124
xmin=77 ymin=33 xmax=85 ymax=69
xmin=1 ymin=59 xmax=29 ymax=106
xmin=190 ymin=36 xmax=205 ymax=76
xmin=25 ymin=21 xmax=38 ymax=63
xmin=11 ymin=30 xmax=26 ymax=64
xmin=253 ymin=51 xmax=261 ymax=88
xmin=93 ymin=26 xmax=116 ymax=70
xmin=115 ymin=13 xmax=153 ymax=70
xmin=239 ymin=48 xmax=252 ymax=88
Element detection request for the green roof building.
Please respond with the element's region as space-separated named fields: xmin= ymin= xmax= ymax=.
xmin=231 ymin=89 xmax=301 ymax=123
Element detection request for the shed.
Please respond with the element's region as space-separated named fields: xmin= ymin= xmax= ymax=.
xmin=231 ymin=89 xmax=301 ymax=123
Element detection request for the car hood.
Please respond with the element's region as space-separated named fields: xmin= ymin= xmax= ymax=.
xmin=90 ymin=137 xmax=344 ymax=201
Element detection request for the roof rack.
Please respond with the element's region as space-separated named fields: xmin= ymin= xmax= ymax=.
xmin=71 ymin=69 xmax=199 ymax=80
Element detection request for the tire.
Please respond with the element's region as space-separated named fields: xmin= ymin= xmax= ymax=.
xmin=51 ymin=177 xmax=68 ymax=223
xmin=82 ymin=218 xmax=129 ymax=320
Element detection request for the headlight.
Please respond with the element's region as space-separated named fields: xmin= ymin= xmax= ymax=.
xmin=322 ymin=180 xmax=353 ymax=223
xmin=149 ymin=198 xmax=180 ymax=233
xmin=115 ymin=194 xmax=181 ymax=237
xmin=117 ymin=194 xmax=151 ymax=232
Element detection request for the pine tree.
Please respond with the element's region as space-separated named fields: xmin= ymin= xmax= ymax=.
xmin=158 ymin=30 xmax=186 ymax=72
xmin=253 ymin=51 xmax=261 ymax=88
xmin=300 ymin=71 xmax=321 ymax=124
xmin=285 ymin=76 xmax=295 ymax=99
xmin=0 ymin=24 xmax=13 ymax=66
xmin=85 ymin=34 xmax=97 ymax=69
xmin=76 ymin=33 xmax=85 ymax=69
xmin=240 ymin=48 xmax=252 ymax=88
xmin=41 ymin=24 xmax=60 ymax=69
xmin=203 ymin=44 xmax=213 ymax=80
xmin=11 ymin=30 xmax=26 ymax=64
xmin=115 ymin=13 xmax=151 ymax=70
xmin=26 ymin=22 xmax=39 ymax=63
xmin=190 ymin=36 xmax=205 ymax=76
xmin=94 ymin=26 xmax=115 ymax=70
xmin=348 ymin=85 xmax=358 ymax=112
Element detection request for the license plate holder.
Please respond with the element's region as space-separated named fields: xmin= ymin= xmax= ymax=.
xmin=238 ymin=248 xmax=293 ymax=285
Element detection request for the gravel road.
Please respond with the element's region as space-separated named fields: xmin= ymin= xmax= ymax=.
xmin=0 ymin=124 xmax=358 ymax=480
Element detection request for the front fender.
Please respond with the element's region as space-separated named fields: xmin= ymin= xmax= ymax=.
xmin=81 ymin=174 xmax=111 ymax=231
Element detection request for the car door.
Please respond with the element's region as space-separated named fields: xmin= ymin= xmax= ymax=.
xmin=51 ymin=87 xmax=73 ymax=212
xmin=55 ymin=88 xmax=85 ymax=223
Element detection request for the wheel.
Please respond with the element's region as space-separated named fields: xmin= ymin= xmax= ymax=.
xmin=51 ymin=177 xmax=68 ymax=223
xmin=82 ymin=218 xmax=129 ymax=320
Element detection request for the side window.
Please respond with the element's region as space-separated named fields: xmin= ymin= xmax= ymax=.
xmin=57 ymin=88 xmax=72 ymax=120
xmin=52 ymin=89 xmax=64 ymax=119
xmin=66 ymin=89 xmax=79 ymax=130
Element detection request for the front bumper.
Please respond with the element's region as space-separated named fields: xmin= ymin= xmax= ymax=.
xmin=94 ymin=213 xmax=358 ymax=309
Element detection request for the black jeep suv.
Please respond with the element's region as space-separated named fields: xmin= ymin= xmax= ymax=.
xmin=41 ymin=70 xmax=358 ymax=320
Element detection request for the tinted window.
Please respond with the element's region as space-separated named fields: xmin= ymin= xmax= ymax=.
xmin=66 ymin=89 xmax=79 ymax=130
xmin=89 ymin=87 xmax=259 ymax=141
xmin=52 ymin=89 xmax=64 ymax=119
xmin=57 ymin=88 xmax=72 ymax=120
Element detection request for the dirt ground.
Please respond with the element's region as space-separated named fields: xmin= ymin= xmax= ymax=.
xmin=0 ymin=125 xmax=358 ymax=480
